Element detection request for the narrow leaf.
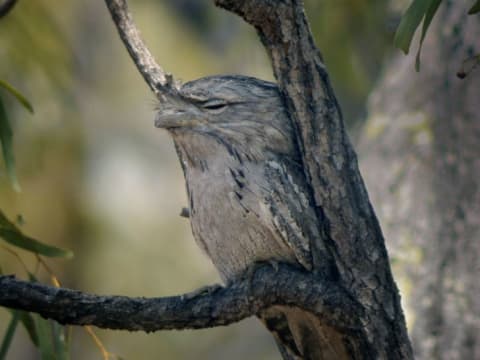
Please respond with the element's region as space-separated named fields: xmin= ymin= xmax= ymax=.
xmin=5 ymin=308 xmax=39 ymax=346
xmin=34 ymin=316 xmax=56 ymax=360
xmin=0 ymin=210 xmax=17 ymax=231
xmin=0 ymin=80 xmax=33 ymax=114
xmin=394 ymin=0 xmax=433 ymax=54
xmin=0 ymin=96 xmax=20 ymax=191
xmin=52 ymin=323 xmax=69 ymax=360
xmin=469 ymin=0 xmax=480 ymax=14
xmin=0 ymin=229 xmax=73 ymax=258
xmin=0 ymin=311 xmax=20 ymax=360
xmin=415 ymin=0 xmax=443 ymax=70
xmin=17 ymin=311 xmax=40 ymax=346
xmin=0 ymin=210 xmax=73 ymax=259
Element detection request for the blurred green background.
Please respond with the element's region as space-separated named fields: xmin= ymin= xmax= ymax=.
xmin=0 ymin=0 xmax=396 ymax=358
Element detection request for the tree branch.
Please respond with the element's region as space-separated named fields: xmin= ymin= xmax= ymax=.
xmin=104 ymin=0 xmax=178 ymax=97
xmin=0 ymin=264 xmax=360 ymax=332
xmin=0 ymin=0 xmax=17 ymax=18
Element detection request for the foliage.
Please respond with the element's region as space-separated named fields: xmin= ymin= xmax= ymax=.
xmin=0 ymin=210 xmax=73 ymax=259
xmin=0 ymin=4 xmax=109 ymax=358
xmin=0 ymin=78 xmax=112 ymax=360
xmin=0 ymin=87 xmax=74 ymax=358
xmin=0 ymin=224 xmax=73 ymax=359
xmin=0 ymin=81 xmax=32 ymax=191
xmin=394 ymin=0 xmax=480 ymax=70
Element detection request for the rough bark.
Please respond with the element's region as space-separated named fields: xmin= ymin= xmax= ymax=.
xmin=359 ymin=1 xmax=480 ymax=359
xmin=0 ymin=264 xmax=359 ymax=331
xmin=214 ymin=0 xmax=412 ymax=358
xmin=0 ymin=0 xmax=414 ymax=358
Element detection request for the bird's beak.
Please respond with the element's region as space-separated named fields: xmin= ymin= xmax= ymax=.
xmin=155 ymin=95 xmax=204 ymax=130
xmin=154 ymin=108 xmax=190 ymax=129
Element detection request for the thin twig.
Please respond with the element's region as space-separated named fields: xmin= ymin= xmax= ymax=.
xmin=104 ymin=0 xmax=178 ymax=97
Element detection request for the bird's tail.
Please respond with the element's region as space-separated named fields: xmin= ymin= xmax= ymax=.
xmin=259 ymin=306 xmax=350 ymax=360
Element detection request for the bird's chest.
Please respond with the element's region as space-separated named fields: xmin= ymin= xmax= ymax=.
xmin=184 ymin=160 xmax=296 ymax=282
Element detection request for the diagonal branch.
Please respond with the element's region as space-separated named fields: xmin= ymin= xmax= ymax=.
xmin=104 ymin=0 xmax=178 ymax=97
xmin=0 ymin=264 xmax=360 ymax=332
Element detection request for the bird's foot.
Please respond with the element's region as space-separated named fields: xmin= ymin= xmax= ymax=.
xmin=180 ymin=284 xmax=223 ymax=301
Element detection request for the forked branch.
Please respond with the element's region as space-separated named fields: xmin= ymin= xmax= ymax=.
xmin=0 ymin=264 xmax=359 ymax=332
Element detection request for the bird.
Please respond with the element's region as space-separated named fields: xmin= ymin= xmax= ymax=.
xmin=155 ymin=75 xmax=347 ymax=359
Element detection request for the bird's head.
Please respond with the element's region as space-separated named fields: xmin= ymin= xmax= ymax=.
xmin=155 ymin=75 xmax=296 ymax=161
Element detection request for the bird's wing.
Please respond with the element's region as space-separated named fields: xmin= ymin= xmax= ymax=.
xmin=260 ymin=157 xmax=320 ymax=271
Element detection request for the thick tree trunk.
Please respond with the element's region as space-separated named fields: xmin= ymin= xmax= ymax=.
xmin=359 ymin=1 xmax=480 ymax=359
xmin=215 ymin=1 xmax=412 ymax=358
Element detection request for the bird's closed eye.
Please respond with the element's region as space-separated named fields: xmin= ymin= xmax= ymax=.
xmin=202 ymin=100 xmax=228 ymax=111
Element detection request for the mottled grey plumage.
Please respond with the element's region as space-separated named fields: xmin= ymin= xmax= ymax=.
xmin=156 ymin=75 xmax=336 ymax=359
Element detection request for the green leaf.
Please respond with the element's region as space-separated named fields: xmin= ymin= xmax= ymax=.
xmin=16 ymin=311 xmax=39 ymax=346
xmin=1 ymin=271 xmax=39 ymax=347
xmin=34 ymin=316 xmax=56 ymax=360
xmin=415 ymin=0 xmax=443 ymax=70
xmin=394 ymin=0 xmax=433 ymax=54
xmin=0 ymin=229 xmax=74 ymax=258
xmin=0 ymin=311 xmax=20 ymax=360
xmin=0 ymin=210 xmax=74 ymax=259
xmin=469 ymin=0 xmax=480 ymax=14
xmin=0 ymin=96 xmax=20 ymax=191
xmin=0 ymin=80 xmax=34 ymax=114
xmin=5 ymin=309 xmax=39 ymax=347
xmin=52 ymin=323 xmax=69 ymax=360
